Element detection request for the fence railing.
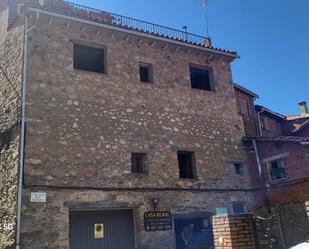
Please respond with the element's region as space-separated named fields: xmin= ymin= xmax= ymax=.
xmin=37 ymin=0 xmax=210 ymax=46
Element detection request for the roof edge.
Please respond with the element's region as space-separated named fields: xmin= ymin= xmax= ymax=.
xmin=234 ymin=83 xmax=259 ymax=98
xmin=24 ymin=2 xmax=239 ymax=59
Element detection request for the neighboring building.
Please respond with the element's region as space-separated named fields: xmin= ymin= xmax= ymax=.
xmin=0 ymin=1 xmax=256 ymax=249
xmin=234 ymin=83 xmax=309 ymax=248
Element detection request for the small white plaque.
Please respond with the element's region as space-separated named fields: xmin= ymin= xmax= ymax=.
xmin=31 ymin=192 xmax=47 ymax=203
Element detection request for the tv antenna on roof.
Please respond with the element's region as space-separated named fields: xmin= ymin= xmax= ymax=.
xmin=202 ymin=0 xmax=210 ymax=38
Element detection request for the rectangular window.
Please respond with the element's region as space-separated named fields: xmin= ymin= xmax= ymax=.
xmin=269 ymin=159 xmax=286 ymax=181
xmin=262 ymin=117 xmax=270 ymax=131
xmin=232 ymin=202 xmax=245 ymax=214
xmin=234 ymin=163 xmax=243 ymax=175
xmin=239 ymin=98 xmax=249 ymax=116
xmin=139 ymin=63 xmax=153 ymax=83
xmin=177 ymin=151 xmax=196 ymax=179
xmin=131 ymin=153 xmax=146 ymax=173
xmin=73 ymin=43 xmax=106 ymax=73
xmin=190 ymin=66 xmax=214 ymax=91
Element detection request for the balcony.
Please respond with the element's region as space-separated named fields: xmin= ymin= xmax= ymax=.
xmin=24 ymin=0 xmax=211 ymax=47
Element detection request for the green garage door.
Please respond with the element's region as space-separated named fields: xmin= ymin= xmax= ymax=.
xmin=69 ymin=210 xmax=135 ymax=249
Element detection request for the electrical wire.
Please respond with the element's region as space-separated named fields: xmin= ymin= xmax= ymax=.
xmin=0 ymin=64 xmax=21 ymax=98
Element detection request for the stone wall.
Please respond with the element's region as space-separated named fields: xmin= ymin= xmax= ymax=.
xmin=0 ymin=0 xmax=9 ymax=43
xmin=20 ymin=6 xmax=255 ymax=249
xmin=21 ymin=188 xmax=254 ymax=249
xmin=0 ymin=23 xmax=24 ymax=249
xmin=24 ymin=20 xmax=251 ymax=190
xmin=255 ymin=202 xmax=309 ymax=249
xmin=212 ymin=213 xmax=256 ymax=249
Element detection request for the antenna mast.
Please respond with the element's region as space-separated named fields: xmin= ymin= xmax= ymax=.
xmin=202 ymin=0 xmax=210 ymax=38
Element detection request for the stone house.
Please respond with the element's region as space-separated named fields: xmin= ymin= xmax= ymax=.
xmin=234 ymin=84 xmax=309 ymax=248
xmin=0 ymin=1 xmax=257 ymax=249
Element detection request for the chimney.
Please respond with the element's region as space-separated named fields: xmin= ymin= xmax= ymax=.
xmin=298 ymin=101 xmax=308 ymax=116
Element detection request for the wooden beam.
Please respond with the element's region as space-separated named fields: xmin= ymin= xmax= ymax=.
xmin=151 ymin=40 xmax=156 ymax=47
xmin=163 ymin=43 xmax=169 ymax=50
xmin=48 ymin=17 xmax=53 ymax=25
xmin=175 ymin=46 xmax=180 ymax=52
xmin=207 ymin=54 xmax=214 ymax=60
xmin=81 ymin=25 xmax=86 ymax=32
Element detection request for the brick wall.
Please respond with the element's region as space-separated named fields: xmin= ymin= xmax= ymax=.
xmin=259 ymin=113 xmax=282 ymax=137
xmin=297 ymin=125 xmax=309 ymax=137
xmin=234 ymin=88 xmax=257 ymax=137
xmin=212 ymin=213 xmax=256 ymax=249
xmin=257 ymin=142 xmax=309 ymax=187
xmin=281 ymin=117 xmax=309 ymax=136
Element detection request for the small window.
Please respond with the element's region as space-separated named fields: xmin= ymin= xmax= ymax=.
xmin=73 ymin=43 xmax=106 ymax=73
xmin=262 ymin=117 xmax=270 ymax=131
xmin=239 ymin=98 xmax=249 ymax=116
xmin=139 ymin=63 xmax=153 ymax=83
xmin=131 ymin=153 xmax=146 ymax=173
xmin=190 ymin=66 xmax=214 ymax=91
xmin=234 ymin=163 xmax=243 ymax=175
xmin=269 ymin=159 xmax=286 ymax=181
xmin=232 ymin=202 xmax=245 ymax=214
xmin=177 ymin=151 xmax=196 ymax=179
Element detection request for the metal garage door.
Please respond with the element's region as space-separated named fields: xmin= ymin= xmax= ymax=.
xmin=69 ymin=210 xmax=135 ymax=249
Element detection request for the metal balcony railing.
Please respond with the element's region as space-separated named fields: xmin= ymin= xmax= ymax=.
xmin=37 ymin=0 xmax=211 ymax=46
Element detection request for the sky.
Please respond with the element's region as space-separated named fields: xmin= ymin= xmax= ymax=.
xmin=72 ymin=0 xmax=309 ymax=115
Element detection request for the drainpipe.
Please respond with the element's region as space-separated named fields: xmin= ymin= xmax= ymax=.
xmin=252 ymin=139 xmax=270 ymax=211
xmin=252 ymin=139 xmax=262 ymax=180
xmin=256 ymin=110 xmax=263 ymax=137
xmin=16 ymin=9 xmax=30 ymax=249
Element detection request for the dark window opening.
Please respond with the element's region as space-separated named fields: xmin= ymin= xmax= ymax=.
xmin=73 ymin=43 xmax=106 ymax=73
xmin=139 ymin=63 xmax=153 ymax=83
xmin=232 ymin=202 xmax=245 ymax=214
xmin=190 ymin=66 xmax=214 ymax=91
xmin=269 ymin=159 xmax=286 ymax=181
xmin=178 ymin=151 xmax=195 ymax=179
xmin=234 ymin=163 xmax=243 ymax=175
xmin=131 ymin=153 xmax=146 ymax=173
xmin=174 ymin=216 xmax=214 ymax=249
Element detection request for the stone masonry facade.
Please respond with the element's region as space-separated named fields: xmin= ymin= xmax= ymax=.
xmin=0 ymin=9 xmax=24 ymax=248
xmin=21 ymin=17 xmax=254 ymax=248
xmin=0 ymin=1 xmax=261 ymax=249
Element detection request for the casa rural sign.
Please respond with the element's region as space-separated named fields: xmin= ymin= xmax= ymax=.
xmin=144 ymin=211 xmax=172 ymax=231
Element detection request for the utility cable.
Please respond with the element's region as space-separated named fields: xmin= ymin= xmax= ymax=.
xmin=0 ymin=64 xmax=21 ymax=98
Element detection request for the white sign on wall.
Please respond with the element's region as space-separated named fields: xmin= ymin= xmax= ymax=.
xmin=30 ymin=192 xmax=47 ymax=203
